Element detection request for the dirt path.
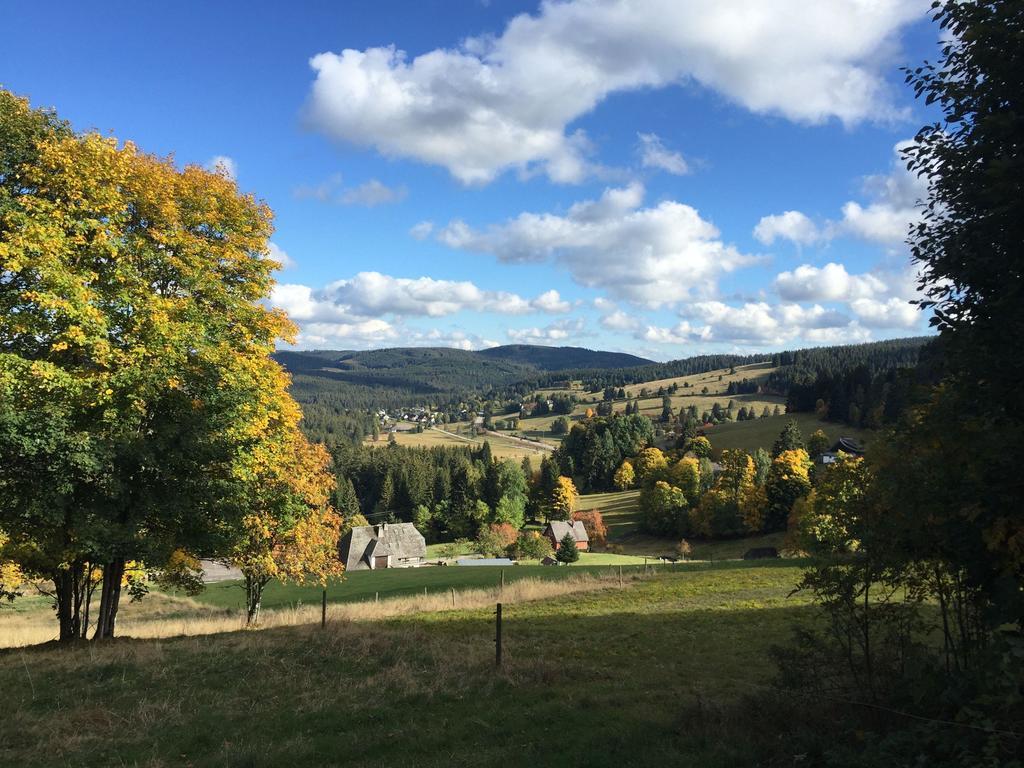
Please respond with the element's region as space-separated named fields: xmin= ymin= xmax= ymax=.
xmin=479 ymin=429 xmax=555 ymax=452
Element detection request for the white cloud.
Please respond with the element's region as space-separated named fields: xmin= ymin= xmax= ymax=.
xmin=293 ymin=174 xmax=408 ymax=206
xmin=849 ymin=296 xmax=920 ymax=328
xmin=287 ymin=320 xmax=502 ymax=351
xmin=838 ymin=140 xmax=925 ymax=244
xmin=408 ymin=328 xmax=500 ymax=350
xmin=294 ymin=173 xmax=343 ymax=202
xmin=639 ymin=300 xmax=865 ymax=347
xmin=530 ymin=289 xmax=571 ymax=313
xmin=753 ymin=210 xmax=822 ymax=247
xmin=305 ymin=0 xmax=924 ymax=184
xmin=409 ymin=221 xmax=434 ymax=240
xmin=600 ymin=309 xmax=641 ymax=332
xmin=774 ymin=262 xmax=886 ymax=302
xmin=293 ymin=319 xmax=399 ymax=348
xmin=205 ymin=155 xmax=237 ymax=180
xmin=438 ymin=183 xmax=753 ymax=305
xmin=270 ymin=272 xmax=570 ymax=328
xmin=757 ymin=141 xmax=927 ymax=248
xmin=265 ymin=242 xmax=295 ymax=270
xmin=507 ymin=318 xmax=586 ymax=344
xmin=340 ymin=179 xmax=408 ymax=207
xmin=638 ymin=133 xmax=689 ymax=175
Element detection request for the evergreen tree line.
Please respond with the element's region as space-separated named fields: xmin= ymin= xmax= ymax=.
xmin=783 ymin=339 xmax=944 ymax=429
xmin=331 ymin=441 xmax=577 ymax=544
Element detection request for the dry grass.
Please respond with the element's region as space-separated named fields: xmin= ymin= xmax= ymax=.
xmin=0 ymin=571 xmax=627 ymax=649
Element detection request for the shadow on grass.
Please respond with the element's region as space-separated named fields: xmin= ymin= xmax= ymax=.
xmin=1 ymin=594 xmax=819 ymax=768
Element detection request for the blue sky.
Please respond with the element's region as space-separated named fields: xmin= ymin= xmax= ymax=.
xmin=2 ymin=0 xmax=940 ymax=360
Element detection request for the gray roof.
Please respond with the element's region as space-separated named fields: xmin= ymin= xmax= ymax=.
xmin=545 ymin=520 xmax=589 ymax=543
xmin=339 ymin=522 xmax=426 ymax=571
xmin=834 ymin=437 xmax=864 ymax=454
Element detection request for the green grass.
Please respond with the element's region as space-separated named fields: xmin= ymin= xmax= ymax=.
xmin=702 ymin=412 xmax=870 ymax=455
xmin=579 ymin=488 xmax=642 ymax=538
xmin=192 ymin=563 xmax=653 ymax=611
xmin=0 ymin=563 xmax=812 ymax=767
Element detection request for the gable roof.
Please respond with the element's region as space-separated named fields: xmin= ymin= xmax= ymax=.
xmin=545 ymin=520 xmax=589 ymax=543
xmin=833 ymin=437 xmax=864 ymax=455
xmin=339 ymin=522 xmax=426 ymax=570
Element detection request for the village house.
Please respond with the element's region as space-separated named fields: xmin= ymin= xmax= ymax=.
xmin=338 ymin=522 xmax=426 ymax=571
xmin=542 ymin=520 xmax=589 ymax=552
xmin=819 ymin=436 xmax=865 ymax=464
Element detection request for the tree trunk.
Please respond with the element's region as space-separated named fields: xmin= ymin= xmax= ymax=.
xmin=93 ymin=558 xmax=126 ymax=640
xmin=245 ymin=574 xmax=265 ymax=626
xmin=80 ymin=563 xmax=96 ymax=639
xmin=54 ymin=568 xmax=74 ymax=642
xmin=53 ymin=562 xmax=86 ymax=642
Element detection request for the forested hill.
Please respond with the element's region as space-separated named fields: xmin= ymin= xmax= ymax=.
xmin=477 ymin=344 xmax=654 ymax=370
xmin=275 ymin=337 xmax=933 ymax=444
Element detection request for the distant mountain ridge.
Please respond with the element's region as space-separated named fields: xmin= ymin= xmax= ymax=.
xmin=476 ymin=344 xmax=654 ymax=370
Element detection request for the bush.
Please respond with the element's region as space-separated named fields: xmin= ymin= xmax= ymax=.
xmin=476 ymin=523 xmax=518 ymax=557
xmin=437 ymin=537 xmax=471 ymax=560
xmin=513 ymin=531 xmax=554 ymax=561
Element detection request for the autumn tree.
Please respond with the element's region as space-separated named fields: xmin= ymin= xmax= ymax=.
xmin=549 ymin=476 xmax=579 ymax=520
xmin=806 ymin=429 xmax=830 ymax=461
xmin=0 ymin=90 xmax=315 ymax=640
xmin=633 ymin=447 xmax=668 ymax=481
xmin=787 ymin=456 xmax=868 ymax=555
xmin=641 ymin=481 xmax=689 ymax=537
xmin=572 ymin=509 xmax=608 ymax=549
xmin=765 ymin=449 xmax=812 ymax=532
xmin=230 ymin=429 xmax=342 ymax=626
xmin=613 ymin=460 xmax=636 ymax=490
xmin=667 ymin=457 xmax=701 ymax=505
xmin=686 ymin=436 xmax=712 ymax=459
xmin=690 ymin=450 xmax=761 ymax=538
xmin=476 ymin=523 xmax=518 ymax=557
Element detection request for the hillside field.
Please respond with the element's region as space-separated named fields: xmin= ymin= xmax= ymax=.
xmin=0 ymin=562 xmax=812 ymax=767
xmin=364 ymin=426 xmax=550 ymax=465
xmin=701 ymin=412 xmax=870 ymax=455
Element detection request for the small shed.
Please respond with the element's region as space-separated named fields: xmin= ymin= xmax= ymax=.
xmin=543 ymin=520 xmax=589 ymax=551
xmin=339 ymin=522 xmax=426 ymax=571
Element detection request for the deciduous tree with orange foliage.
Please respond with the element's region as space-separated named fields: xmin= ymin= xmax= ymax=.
xmin=0 ymin=89 xmax=324 ymax=640
xmin=572 ymin=509 xmax=608 ymax=548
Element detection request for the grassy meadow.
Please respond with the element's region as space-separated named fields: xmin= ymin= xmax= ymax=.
xmin=0 ymin=561 xmax=812 ymax=767
xmin=701 ymin=411 xmax=870 ymax=455
xmin=365 ymin=425 xmax=550 ymax=465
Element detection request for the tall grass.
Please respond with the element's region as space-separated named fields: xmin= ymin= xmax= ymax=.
xmin=0 ymin=570 xmax=629 ymax=649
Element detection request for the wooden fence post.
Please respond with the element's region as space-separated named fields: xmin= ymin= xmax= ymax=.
xmin=321 ymin=587 xmax=327 ymax=629
xmin=618 ymin=565 xmax=623 ymax=588
xmin=495 ymin=602 xmax=503 ymax=668
xmin=451 ymin=587 xmax=455 ymax=608
xmin=500 ymin=569 xmax=505 ymax=594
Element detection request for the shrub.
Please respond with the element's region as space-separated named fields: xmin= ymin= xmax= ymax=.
xmin=476 ymin=523 xmax=518 ymax=557
xmin=513 ymin=531 xmax=554 ymax=561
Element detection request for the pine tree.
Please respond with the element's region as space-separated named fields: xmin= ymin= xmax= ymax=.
xmin=556 ymin=532 xmax=580 ymax=563
xmin=772 ymin=420 xmax=805 ymax=457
